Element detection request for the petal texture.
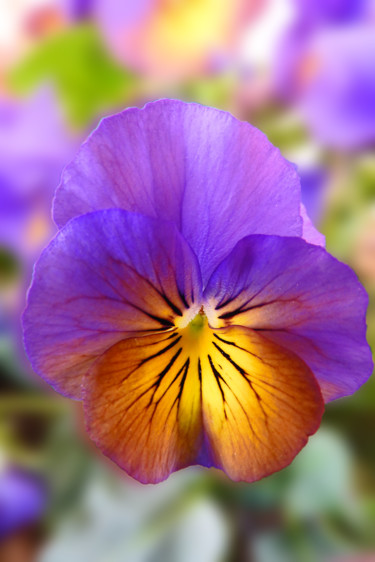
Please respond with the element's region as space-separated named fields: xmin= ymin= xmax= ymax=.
xmin=23 ymin=209 xmax=201 ymax=399
xmin=204 ymin=235 xmax=372 ymax=401
xmin=200 ymin=326 xmax=323 ymax=482
xmin=53 ymin=100 xmax=302 ymax=284
xmin=84 ymin=319 xmax=323 ymax=483
xmin=84 ymin=330 xmax=205 ymax=484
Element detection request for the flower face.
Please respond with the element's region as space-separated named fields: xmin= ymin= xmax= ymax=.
xmin=23 ymin=100 xmax=372 ymax=483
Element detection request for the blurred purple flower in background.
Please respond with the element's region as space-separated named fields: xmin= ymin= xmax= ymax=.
xmin=292 ymin=0 xmax=367 ymax=27
xmin=299 ymin=25 xmax=375 ymax=149
xmin=299 ymin=168 xmax=327 ymax=225
xmin=0 ymin=87 xmax=80 ymax=382
xmin=0 ymin=87 xmax=78 ymax=260
xmin=0 ymin=467 xmax=46 ymax=539
xmin=59 ymin=0 xmax=93 ymax=22
xmin=274 ymin=0 xmax=375 ymax=149
xmin=274 ymin=0 xmax=368 ymax=102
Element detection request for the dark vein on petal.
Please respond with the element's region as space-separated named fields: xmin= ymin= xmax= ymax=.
xmin=213 ymin=334 xmax=264 ymax=362
xmin=207 ymin=354 xmax=228 ymax=419
xmin=125 ymin=347 xmax=183 ymax=411
xmin=178 ymin=289 xmax=190 ymax=308
xmin=212 ymin=341 xmax=269 ymax=424
xmin=138 ymin=336 xmax=182 ymax=367
xmin=198 ymin=358 xmax=203 ymax=405
xmin=214 ymin=271 xmax=286 ymax=315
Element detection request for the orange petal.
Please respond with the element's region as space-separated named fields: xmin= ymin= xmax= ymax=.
xmin=84 ymin=318 xmax=324 ymax=483
xmin=83 ymin=330 xmax=204 ymax=483
xmin=201 ymin=326 xmax=324 ymax=482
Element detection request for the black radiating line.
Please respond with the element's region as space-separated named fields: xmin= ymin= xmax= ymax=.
xmin=212 ymin=341 xmax=263 ymax=403
xmin=160 ymin=292 xmax=183 ymax=316
xmin=124 ymin=299 xmax=175 ymax=326
xmin=215 ymin=294 xmax=241 ymax=310
xmin=153 ymin=357 xmax=190 ymax=407
xmin=176 ymin=357 xmax=190 ymax=411
xmin=213 ymin=333 xmax=238 ymax=346
xmin=162 ymin=358 xmax=190 ymax=424
xmin=213 ymin=334 xmax=263 ymax=362
xmin=148 ymin=347 xmax=183 ymax=402
xmin=197 ymin=358 xmax=202 ymax=384
xmin=178 ymin=289 xmax=190 ymax=309
xmin=218 ymin=299 xmax=283 ymax=320
xmin=139 ymin=335 xmax=182 ymax=367
xmin=211 ymin=342 xmax=271 ymax=436
xmin=207 ymin=354 xmax=227 ymax=419
xmin=125 ymin=347 xmax=183 ymax=412
xmin=218 ymin=308 xmax=242 ymax=320
xmin=198 ymin=358 xmax=203 ymax=404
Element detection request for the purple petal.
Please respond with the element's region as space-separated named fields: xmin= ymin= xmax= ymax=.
xmin=53 ymin=100 xmax=303 ymax=284
xmin=23 ymin=209 xmax=202 ymax=399
xmin=204 ymin=234 xmax=372 ymax=401
xmin=0 ymin=468 xmax=46 ymax=539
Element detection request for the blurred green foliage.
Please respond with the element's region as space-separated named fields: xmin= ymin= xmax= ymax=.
xmin=9 ymin=25 xmax=139 ymax=129
xmin=0 ymin=247 xmax=20 ymax=287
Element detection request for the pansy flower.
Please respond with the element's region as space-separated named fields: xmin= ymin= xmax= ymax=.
xmin=23 ymin=100 xmax=372 ymax=483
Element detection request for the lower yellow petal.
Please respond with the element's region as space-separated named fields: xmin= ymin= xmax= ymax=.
xmin=83 ymin=319 xmax=324 ymax=483
xmin=201 ymin=326 xmax=324 ymax=482
xmin=83 ymin=330 xmax=204 ymax=483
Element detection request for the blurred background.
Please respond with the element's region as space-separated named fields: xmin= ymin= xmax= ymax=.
xmin=1 ymin=0 xmax=375 ymax=560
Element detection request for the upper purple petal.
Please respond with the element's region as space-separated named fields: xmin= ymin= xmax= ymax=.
xmin=23 ymin=208 xmax=202 ymax=399
xmin=204 ymin=234 xmax=372 ymax=401
xmin=53 ymin=99 xmax=303 ymax=285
